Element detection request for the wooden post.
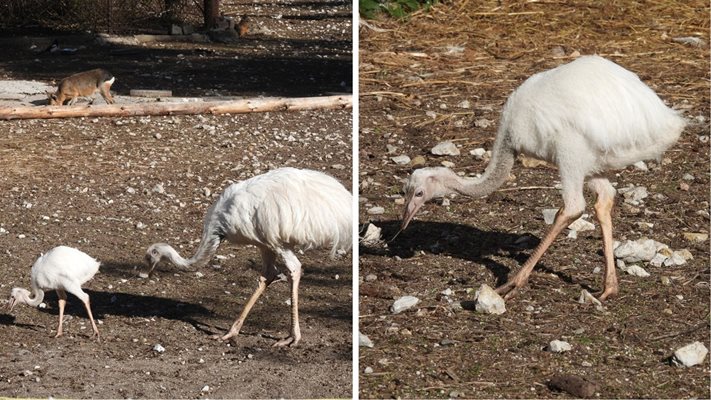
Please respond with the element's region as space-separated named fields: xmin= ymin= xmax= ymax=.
xmin=0 ymin=95 xmax=352 ymax=120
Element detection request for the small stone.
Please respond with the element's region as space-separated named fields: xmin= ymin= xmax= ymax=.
xmin=578 ymin=289 xmax=603 ymax=309
xmin=633 ymin=161 xmax=648 ymax=171
xmin=469 ymin=148 xmax=487 ymax=159
xmin=331 ymin=164 xmax=346 ymax=170
xmin=152 ymin=183 xmax=165 ymax=194
xmin=361 ymin=223 xmax=382 ymax=244
xmin=542 ymin=209 xmax=558 ymax=225
xmin=673 ymin=342 xmax=708 ymax=367
xmin=649 ymin=252 xmax=668 ymax=267
xmin=367 ymin=206 xmax=385 ymax=215
xmin=359 ymin=332 xmax=374 ymax=348
xmin=660 ymin=276 xmax=671 ymax=285
xmin=391 ymin=296 xmax=420 ymax=314
xmin=425 ymin=110 xmax=437 ymax=119
xmin=411 ymin=155 xmax=427 ymax=167
xmin=682 ymin=232 xmax=708 ymax=243
xmin=548 ymin=340 xmax=572 ymax=353
xmin=441 ymin=288 xmax=453 ymax=296
xmin=682 ymin=173 xmax=695 ymax=181
xmin=679 ymin=182 xmax=690 ymax=191
xmin=457 ymin=100 xmax=470 ymax=109
xmin=126 ymin=187 xmax=136 ymax=194
xmin=153 ymin=344 xmax=165 ymax=353
xmin=474 ymin=118 xmax=492 ymax=128
xmin=568 ymin=217 xmax=594 ymax=232
xmin=431 ymin=141 xmax=460 ymax=156
xmin=391 ymin=155 xmax=411 ymax=165
xmin=614 ymin=239 xmax=657 ymax=262
xmin=619 ymin=186 xmax=648 ymax=204
xmin=441 ymin=160 xmax=455 ymax=168
xmin=195 ymin=271 xmax=204 ymax=278
xmin=364 ymin=367 xmax=374 ymax=374
xmin=201 ymin=385 xmax=210 ymax=393
xmin=625 ymin=265 xmax=650 ymax=277
xmin=365 ymin=274 xmax=377 ymax=282
xmin=441 ymin=198 xmax=450 ymax=206
xmin=474 ymin=284 xmax=506 ymax=315
xmin=663 ymin=250 xmax=691 ymax=267
xmin=581 ymin=361 xmax=592 ymax=367
xmin=154 ymin=132 xmax=162 ymax=139
xmin=135 ymin=222 xmax=146 ymax=230
xmin=386 ymin=144 xmax=397 ymax=154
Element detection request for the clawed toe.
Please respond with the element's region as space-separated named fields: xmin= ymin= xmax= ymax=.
xmin=272 ymin=336 xmax=299 ymax=348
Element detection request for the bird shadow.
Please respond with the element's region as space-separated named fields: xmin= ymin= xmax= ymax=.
xmin=361 ymin=219 xmax=593 ymax=290
xmin=0 ymin=313 xmax=42 ymax=331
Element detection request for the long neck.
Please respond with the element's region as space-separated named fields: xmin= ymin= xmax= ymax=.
xmin=450 ymin=129 xmax=515 ymax=198
xmin=25 ymin=285 xmax=45 ymax=307
xmin=185 ymin=231 xmax=221 ymax=268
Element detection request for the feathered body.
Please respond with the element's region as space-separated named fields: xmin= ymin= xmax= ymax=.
xmin=145 ymin=167 xmax=352 ymax=346
xmin=402 ymin=55 xmax=686 ymax=301
xmin=8 ymin=246 xmax=102 ymax=339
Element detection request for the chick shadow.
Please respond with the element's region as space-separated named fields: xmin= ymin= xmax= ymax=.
xmin=361 ymin=219 xmax=589 ymax=290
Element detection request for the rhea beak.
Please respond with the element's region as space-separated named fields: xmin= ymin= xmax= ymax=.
xmin=401 ymin=197 xmax=424 ymax=230
xmin=142 ymin=254 xmax=157 ymax=279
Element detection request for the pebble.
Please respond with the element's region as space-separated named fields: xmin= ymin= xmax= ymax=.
xmin=359 ymin=332 xmax=374 ymax=348
xmin=673 ymin=342 xmax=708 ymax=367
xmin=682 ymin=232 xmax=708 ymax=243
xmin=542 ymin=209 xmax=558 ymax=225
xmin=469 ymin=147 xmax=487 ymax=159
xmin=201 ymin=385 xmax=210 ymax=393
xmin=577 ymin=290 xmax=603 ymax=310
xmin=364 ymin=367 xmax=374 ymax=374
xmin=391 ymin=296 xmax=420 ymax=314
xmin=441 ymin=160 xmax=455 ymax=168
xmin=431 ymin=141 xmax=460 ymax=156
xmin=624 ymin=265 xmax=650 ymax=277
xmin=361 ymin=223 xmax=382 ymax=243
xmin=663 ymin=250 xmax=692 ymax=267
xmin=365 ymin=274 xmax=377 ymax=282
xmin=548 ymin=340 xmax=572 ymax=353
xmin=457 ymin=100 xmax=470 ymax=109
xmin=474 ymin=118 xmax=492 ymax=128
xmin=411 ymin=155 xmax=427 ymax=167
xmin=660 ymin=276 xmax=671 ymax=285
xmin=367 ymin=206 xmax=385 ymax=215
xmin=618 ymin=185 xmax=648 ymax=204
xmin=474 ymin=284 xmax=506 ymax=315
xmin=391 ymin=155 xmax=411 ymax=165
xmin=613 ymin=238 xmax=658 ymax=262
xmin=385 ymin=144 xmax=397 ymax=154
xmin=568 ymin=217 xmax=594 ymax=232
xmin=152 ymin=183 xmax=165 ymax=194
xmin=153 ymin=344 xmax=165 ymax=353
xmin=682 ymin=173 xmax=695 ymax=181
xmin=195 ymin=271 xmax=204 ymax=278
xmin=679 ymin=182 xmax=690 ymax=191
xmin=633 ymin=161 xmax=648 ymax=171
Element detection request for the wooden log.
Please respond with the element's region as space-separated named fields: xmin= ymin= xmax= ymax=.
xmin=0 ymin=95 xmax=352 ymax=120
xmin=129 ymin=89 xmax=173 ymax=97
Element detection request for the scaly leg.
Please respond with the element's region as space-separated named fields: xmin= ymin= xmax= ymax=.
xmin=273 ymin=250 xmax=302 ymax=347
xmin=589 ymin=177 xmax=618 ymax=301
xmin=82 ymin=297 xmax=101 ymax=342
xmin=221 ymin=248 xmax=278 ymax=342
xmin=55 ymin=289 xmax=67 ymax=338
xmin=495 ymin=207 xmax=582 ymax=299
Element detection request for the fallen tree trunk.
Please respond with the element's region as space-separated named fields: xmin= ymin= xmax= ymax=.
xmin=0 ymin=95 xmax=351 ymax=120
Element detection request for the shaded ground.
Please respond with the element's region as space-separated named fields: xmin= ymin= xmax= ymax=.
xmin=0 ymin=0 xmax=353 ymax=398
xmin=358 ymin=1 xmax=709 ymax=398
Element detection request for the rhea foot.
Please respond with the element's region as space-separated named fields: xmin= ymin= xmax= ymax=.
xmin=494 ymin=278 xmax=529 ymax=300
xmin=597 ymin=285 xmax=619 ymax=302
xmin=272 ymin=336 xmax=299 ymax=348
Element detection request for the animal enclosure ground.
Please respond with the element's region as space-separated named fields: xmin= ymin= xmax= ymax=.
xmin=359 ymin=1 xmax=709 ymax=399
xmin=0 ymin=0 xmax=353 ymax=397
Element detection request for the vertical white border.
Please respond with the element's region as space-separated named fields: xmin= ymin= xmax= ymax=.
xmin=351 ymin=0 xmax=360 ymax=397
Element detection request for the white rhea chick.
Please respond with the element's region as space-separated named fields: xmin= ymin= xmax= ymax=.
xmin=402 ymin=55 xmax=686 ymax=301
xmin=145 ymin=167 xmax=352 ymax=347
xmin=7 ymin=246 xmax=102 ymax=340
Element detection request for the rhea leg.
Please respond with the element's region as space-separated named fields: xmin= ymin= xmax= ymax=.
xmin=273 ymin=250 xmax=302 ymax=347
xmin=55 ymin=289 xmax=67 ymax=338
xmin=66 ymin=283 xmax=101 ymax=341
xmin=221 ymin=248 xmax=279 ymax=342
xmin=588 ymin=177 xmax=618 ymax=301
xmin=496 ymin=169 xmax=586 ymax=299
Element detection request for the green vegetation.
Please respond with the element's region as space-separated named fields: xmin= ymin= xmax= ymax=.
xmin=360 ymin=0 xmax=438 ymax=19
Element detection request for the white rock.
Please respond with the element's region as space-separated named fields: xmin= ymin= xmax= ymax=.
xmin=548 ymin=340 xmax=572 ymax=353
xmin=613 ymin=239 xmax=658 ymax=262
xmin=361 ymin=223 xmax=382 ymax=243
xmin=391 ymin=155 xmax=411 ymax=165
xmin=649 ymin=252 xmax=668 ymax=267
xmin=542 ymin=209 xmax=559 ymax=225
xmin=457 ymin=100 xmax=470 ymax=109
xmin=663 ymin=251 xmax=689 ymax=267
xmin=441 ymin=288 xmax=453 ymax=296
xmin=619 ymin=186 xmax=648 ymax=204
xmin=682 ymin=173 xmax=695 ymax=181
xmin=673 ymin=342 xmax=708 ymax=367
xmin=364 ymin=367 xmax=374 ymax=374
xmin=578 ymin=289 xmax=603 ymax=309
xmin=195 ymin=271 xmax=204 ymax=278
xmin=625 ymin=265 xmax=650 ymax=277
xmin=367 ymin=206 xmax=385 ymax=215
xmin=386 ymin=144 xmax=397 ymax=154
xmin=474 ymin=118 xmax=492 ymax=128
xmin=441 ymin=198 xmax=450 ymax=206
xmin=441 ymin=160 xmax=455 ymax=168
xmin=201 ymin=385 xmax=210 ymax=393
xmin=431 ymin=141 xmax=460 ymax=156
xmin=569 ymin=217 xmax=595 ymax=232
xmin=152 ymin=183 xmax=165 ymax=194
xmin=474 ymin=284 xmax=506 ymax=315
xmin=391 ymin=296 xmax=420 ymax=314
xmin=359 ymin=332 xmax=374 ymax=348
xmin=365 ymin=274 xmax=377 ymax=282
xmin=425 ymin=110 xmax=437 ymax=119
xmin=469 ymin=147 xmax=487 ymax=159
xmin=633 ymin=161 xmax=648 ymax=171
xmin=153 ymin=344 xmax=165 ymax=353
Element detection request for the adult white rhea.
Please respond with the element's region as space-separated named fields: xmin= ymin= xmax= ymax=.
xmin=7 ymin=246 xmax=102 ymax=340
xmin=145 ymin=167 xmax=352 ymax=346
xmin=402 ymin=55 xmax=686 ymax=301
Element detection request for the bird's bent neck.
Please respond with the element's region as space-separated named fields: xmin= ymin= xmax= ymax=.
xmin=25 ymin=286 xmax=45 ymax=307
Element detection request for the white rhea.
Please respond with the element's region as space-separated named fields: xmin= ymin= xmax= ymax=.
xmin=7 ymin=246 xmax=102 ymax=340
xmin=145 ymin=167 xmax=352 ymax=347
xmin=402 ymin=55 xmax=686 ymax=301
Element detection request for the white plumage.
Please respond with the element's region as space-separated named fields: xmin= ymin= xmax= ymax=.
xmin=7 ymin=246 xmax=102 ymax=340
xmin=402 ymin=55 xmax=685 ymax=301
xmin=145 ymin=167 xmax=352 ymax=346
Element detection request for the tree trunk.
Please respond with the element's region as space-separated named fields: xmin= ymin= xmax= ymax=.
xmin=0 ymin=95 xmax=352 ymax=120
xmin=203 ymin=0 xmax=220 ymax=29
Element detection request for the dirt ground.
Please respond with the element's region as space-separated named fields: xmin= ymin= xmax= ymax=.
xmin=358 ymin=1 xmax=709 ymax=399
xmin=0 ymin=0 xmax=353 ymax=398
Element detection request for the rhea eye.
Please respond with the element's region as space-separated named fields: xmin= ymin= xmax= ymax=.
xmin=152 ymin=249 xmax=159 ymax=256
xmin=415 ymin=190 xmax=424 ymax=197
